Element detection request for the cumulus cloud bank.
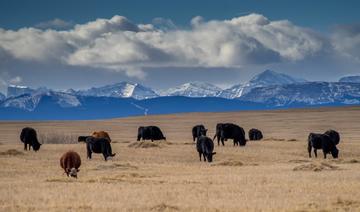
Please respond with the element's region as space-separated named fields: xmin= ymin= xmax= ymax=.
xmin=0 ymin=14 xmax=356 ymax=78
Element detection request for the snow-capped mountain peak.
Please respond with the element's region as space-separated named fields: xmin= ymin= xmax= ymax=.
xmin=220 ymin=70 xmax=306 ymax=98
xmin=249 ymin=69 xmax=306 ymax=85
xmin=161 ymin=81 xmax=222 ymax=97
xmin=75 ymin=82 xmax=158 ymax=100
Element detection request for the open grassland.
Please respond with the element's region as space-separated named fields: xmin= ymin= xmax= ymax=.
xmin=1 ymin=107 xmax=360 ymax=211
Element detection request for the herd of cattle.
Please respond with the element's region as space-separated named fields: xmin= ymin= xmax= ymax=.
xmin=18 ymin=123 xmax=341 ymax=178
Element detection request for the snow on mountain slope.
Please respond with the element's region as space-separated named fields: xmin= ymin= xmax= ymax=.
xmin=161 ymin=82 xmax=222 ymax=97
xmin=339 ymin=75 xmax=360 ymax=83
xmin=1 ymin=91 xmax=81 ymax=111
xmin=75 ymin=82 xmax=158 ymax=100
xmin=220 ymin=70 xmax=306 ymax=98
xmin=239 ymin=82 xmax=360 ymax=106
xmin=0 ymin=92 xmax=5 ymax=101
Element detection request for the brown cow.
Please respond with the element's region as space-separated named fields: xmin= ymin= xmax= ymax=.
xmin=60 ymin=151 xmax=81 ymax=178
xmin=92 ymin=131 xmax=111 ymax=142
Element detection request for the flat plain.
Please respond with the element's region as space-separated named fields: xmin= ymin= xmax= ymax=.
xmin=1 ymin=106 xmax=360 ymax=211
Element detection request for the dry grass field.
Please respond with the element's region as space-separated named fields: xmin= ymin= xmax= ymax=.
xmin=1 ymin=107 xmax=360 ymax=211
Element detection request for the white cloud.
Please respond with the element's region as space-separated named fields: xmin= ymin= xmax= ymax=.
xmin=35 ymin=18 xmax=74 ymax=30
xmin=0 ymin=13 xmax=347 ymax=79
xmin=332 ymin=24 xmax=360 ymax=62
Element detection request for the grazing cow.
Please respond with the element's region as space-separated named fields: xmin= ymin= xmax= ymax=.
xmin=324 ymin=129 xmax=340 ymax=145
xmin=20 ymin=127 xmax=41 ymax=151
xmin=249 ymin=128 xmax=263 ymax=141
xmin=215 ymin=123 xmax=246 ymax=146
xmin=92 ymin=131 xmax=111 ymax=142
xmin=137 ymin=126 xmax=166 ymax=142
xmin=60 ymin=151 xmax=81 ymax=178
xmin=196 ymin=136 xmax=216 ymax=162
xmin=308 ymin=133 xmax=339 ymax=159
xmin=78 ymin=136 xmax=116 ymax=161
xmin=192 ymin=125 xmax=207 ymax=141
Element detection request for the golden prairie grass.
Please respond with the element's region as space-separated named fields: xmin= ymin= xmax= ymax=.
xmin=0 ymin=107 xmax=360 ymax=211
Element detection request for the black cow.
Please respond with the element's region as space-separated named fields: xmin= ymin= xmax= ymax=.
xmin=20 ymin=127 xmax=41 ymax=151
xmin=249 ymin=128 xmax=263 ymax=141
xmin=214 ymin=123 xmax=246 ymax=146
xmin=137 ymin=126 xmax=166 ymax=142
xmin=324 ymin=129 xmax=340 ymax=145
xmin=192 ymin=125 xmax=207 ymax=141
xmin=78 ymin=136 xmax=115 ymax=161
xmin=308 ymin=133 xmax=339 ymax=159
xmin=196 ymin=136 xmax=216 ymax=162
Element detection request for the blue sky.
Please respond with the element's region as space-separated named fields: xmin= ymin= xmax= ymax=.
xmin=1 ymin=0 xmax=359 ymax=31
xmin=0 ymin=0 xmax=360 ymax=93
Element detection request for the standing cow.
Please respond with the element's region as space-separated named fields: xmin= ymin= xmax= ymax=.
xmin=78 ymin=136 xmax=116 ymax=161
xmin=20 ymin=127 xmax=41 ymax=151
xmin=308 ymin=133 xmax=339 ymax=159
xmin=249 ymin=128 xmax=263 ymax=141
xmin=196 ymin=136 xmax=216 ymax=163
xmin=192 ymin=125 xmax=207 ymax=142
xmin=137 ymin=126 xmax=166 ymax=142
xmin=215 ymin=123 xmax=246 ymax=146
xmin=60 ymin=151 xmax=81 ymax=178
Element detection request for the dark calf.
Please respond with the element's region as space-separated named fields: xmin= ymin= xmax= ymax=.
xmin=308 ymin=133 xmax=339 ymax=159
xmin=20 ymin=127 xmax=41 ymax=151
xmin=196 ymin=136 xmax=216 ymax=163
xmin=249 ymin=128 xmax=263 ymax=141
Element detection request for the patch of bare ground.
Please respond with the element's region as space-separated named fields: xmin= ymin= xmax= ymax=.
xmin=287 ymin=138 xmax=298 ymax=142
xmin=128 ymin=141 xmax=172 ymax=148
xmin=293 ymin=162 xmax=340 ymax=172
xmin=93 ymin=162 xmax=138 ymax=171
xmin=0 ymin=149 xmax=24 ymax=156
xmin=263 ymin=137 xmax=286 ymax=141
xmin=150 ymin=203 xmax=179 ymax=211
xmin=212 ymin=160 xmax=258 ymax=167
xmin=333 ymin=198 xmax=360 ymax=210
xmin=288 ymin=159 xmax=311 ymax=163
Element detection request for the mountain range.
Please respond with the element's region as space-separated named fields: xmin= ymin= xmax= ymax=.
xmin=1 ymin=70 xmax=360 ymax=120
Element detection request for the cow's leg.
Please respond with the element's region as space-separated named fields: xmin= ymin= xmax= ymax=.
xmin=87 ymin=144 xmax=92 ymax=159
xmin=221 ymin=138 xmax=225 ymax=146
xmin=198 ymin=152 xmax=202 ymax=161
xmin=308 ymin=144 xmax=312 ymax=158
xmin=314 ymin=149 xmax=317 ymax=158
xmin=193 ymin=136 xmax=196 ymax=142
xmin=323 ymin=151 xmax=327 ymax=159
xmin=203 ymin=154 xmax=206 ymax=162
xmin=24 ymin=143 xmax=27 ymax=151
xmin=28 ymin=144 xmax=31 ymax=151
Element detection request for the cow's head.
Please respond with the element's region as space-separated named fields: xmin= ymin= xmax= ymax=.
xmin=67 ymin=168 xmax=80 ymax=178
xmin=33 ymin=142 xmax=41 ymax=151
xmin=331 ymin=147 xmax=339 ymax=159
xmin=206 ymin=152 xmax=216 ymax=163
